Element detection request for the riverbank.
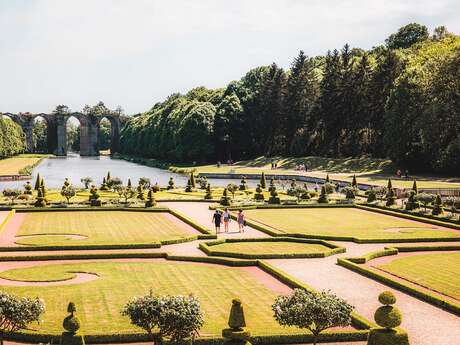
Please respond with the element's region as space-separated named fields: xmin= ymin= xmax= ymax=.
xmin=0 ymin=154 xmax=51 ymax=179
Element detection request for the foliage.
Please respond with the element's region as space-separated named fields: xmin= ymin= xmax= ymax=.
xmin=81 ymin=177 xmax=93 ymax=189
xmin=220 ymin=188 xmax=231 ymax=206
xmin=61 ymin=186 xmax=76 ymax=204
xmin=417 ymin=193 xmax=434 ymax=211
xmin=0 ymin=291 xmax=45 ymax=334
xmin=167 ymin=177 xmax=175 ymax=190
xmin=367 ymin=189 xmax=377 ymax=203
xmin=122 ymin=293 xmax=203 ymax=345
xmin=145 ymin=190 xmax=157 ymax=207
xmin=260 ymin=172 xmax=266 ymax=189
xmin=2 ymin=189 xmax=21 ymax=205
xmin=227 ymin=184 xmax=239 ymax=199
xmin=385 ymin=23 xmax=429 ymax=49
xmin=273 ymin=289 xmax=353 ymax=345
xmin=432 ymin=194 xmax=444 ymax=215
xmin=341 ymin=187 xmax=355 ymax=200
xmin=139 ymin=177 xmax=151 ymax=189
xmin=317 ymin=186 xmax=329 ymax=204
xmin=0 ymin=117 xmax=25 ymax=158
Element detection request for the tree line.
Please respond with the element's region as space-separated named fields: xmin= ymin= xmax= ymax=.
xmin=120 ymin=23 xmax=459 ymax=174
xmin=0 ymin=117 xmax=25 ymax=158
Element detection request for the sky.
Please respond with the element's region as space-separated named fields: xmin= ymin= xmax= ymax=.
xmin=0 ymin=0 xmax=458 ymax=115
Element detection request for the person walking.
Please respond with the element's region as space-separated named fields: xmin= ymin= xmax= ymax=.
xmin=237 ymin=209 xmax=245 ymax=233
xmin=223 ymin=207 xmax=231 ymax=233
xmin=212 ymin=210 xmax=222 ymax=234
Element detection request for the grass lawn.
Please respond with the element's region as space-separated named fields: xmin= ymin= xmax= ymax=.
xmin=243 ymin=208 xmax=459 ymax=241
xmin=377 ymin=252 xmax=460 ymax=300
xmin=15 ymin=211 xmax=198 ymax=246
xmin=0 ymin=154 xmax=48 ymax=175
xmin=209 ymin=241 xmax=331 ymax=256
xmin=0 ymin=261 xmax=299 ymax=336
xmin=170 ymin=156 xmax=460 ymax=189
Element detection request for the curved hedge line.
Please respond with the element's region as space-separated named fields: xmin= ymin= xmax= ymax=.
xmin=199 ymin=237 xmax=345 ymax=259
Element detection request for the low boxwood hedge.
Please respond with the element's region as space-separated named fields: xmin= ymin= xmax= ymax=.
xmin=199 ymin=237 xmax=345 ymax=259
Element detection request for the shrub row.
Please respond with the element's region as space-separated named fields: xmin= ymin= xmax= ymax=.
xmin=357 ymin=204 xmax=460 ymax=230
xmin=13 ymin=207 xmax=171 ymax=213
xmin=0 ymin=209 xmax=15 ymax=233
xmin=391 ymin=245 xmax=460 ymax=252
xmin=0 ymin=243 xmax=162 ymax=252
xmin=337 ymin=253 xmax=460 ymax=316
xmin=199 ymin=237 xmax=345 ymax=259
xmin=347 ymin=248 xmax=399 ymax=264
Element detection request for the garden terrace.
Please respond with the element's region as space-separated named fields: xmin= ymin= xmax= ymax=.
xmin=0 ymin=258 xmax=367 ymax=341
xmin=199 ymin=237 xmax=345 ymax=259
xmin=239 ymin=205 xmax=460 ymax=243
xmin=0 ymin=209 xmax=212 ymax=248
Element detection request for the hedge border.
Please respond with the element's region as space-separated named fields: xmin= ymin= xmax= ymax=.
xmin=0 ymin=209 xmax=15 ymax=234
xmin=0 ymin=255 xmax=374 ymax=343
xmin=199 ymin=237 xmax=345 ymax=259
xmin=213 ymin=204 xmax=460 ymax=243
xmin=337 ymin=246 xmax=460 ymax=315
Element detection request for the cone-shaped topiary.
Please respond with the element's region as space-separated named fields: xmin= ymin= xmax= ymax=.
xmin=228 ymin=299 xmax=246 ymax=330
xmin=145 ymin=189 xmax=156 ymax=207
xmin=137 ymin=184 xmax=145 ymax=200
xmin=325 ymin=174 xmax=330 ymax=183
xmin=106 ymin=171 xmax=111 ymax=183
xmin=268 ymin=185 xmax=280 ymax=204
xmin=412 ymin=180 xmax=418 ymax=194
xmin=269 ymin=178 xmax=276 ymax=193
xmin=432 ymin=194 xmax=444 ymax=215
xmin=127 ymin=178 xmax=132 ymax=188
xmin=34 ymin=173 xmax=41 ymax=190
xmin=222 ymin=299 xmax=251 ymax=345
xmin=34 ymin=188 xmax=46 ymax=207
xmin=167 ymin=177 xmax=175 ymax=190
xmin=260 ymin=172 xmax=266 ymax=189
xmin=185 ymin=179 xmax=193 ymax=192
xmin=387 ymin=179 xmax=393 ymax=190
xmin=254 ymin=184 xmax=264 ymax=201
xmin=351 ymin=175 xmax=357 ymax=188
xmin=204 ymin=184 xmax=212 ymax=199
xmin=386 ymin=187 xmax=396 ymax=206
xmin=100 ymin=177 xmax=109 ymax=191
xmin=318 ymin=186 xmax=329 ymax=203
xmin=239 ymin=176 xmax=248 ymax=191
xmin=190 ymin=172 xmax=196 ymax=188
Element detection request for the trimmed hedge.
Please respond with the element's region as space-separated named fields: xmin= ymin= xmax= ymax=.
xmin=347 ymin=248 xmax=399 ymax=264
xmin=0 ymin=209 xmax=15 ymax=233
xmin=391 ymin=245 xmax=460 ymax=252
xmin=338 ymin=247 xmax=460 ymax=316
xmin=199 ymin=237 xmax=345 ymax=259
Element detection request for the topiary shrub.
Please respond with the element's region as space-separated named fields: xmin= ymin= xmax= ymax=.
xmin=405 ymin=190 xmax=420 ymax=210
xmin=185 ymin=179 xmax=193 ymax=192
xmin=220 ymin=188 xmax=231 ymax=206
xmin=268 ymin=185 xmax=280 ymax=204
xmin=167 ymin=177 xmax=175 ymax=190
xmin=385 ymin=188 xmax=396 ymax=207
xmin=63 ymin=302 xmax=81 ymax=334
xmin=323 ymin=182 xmax=336 ymax=194
xmin=432 ymin=194 xmax=444 ymax=215
xmin=254 ymin=184 xmax=264 ymax=201
xmin=89 ymin=185 xmax=101 ymax=206
xmin=318 ymin=186 xmax=329 ymax=204
xmin=145 ymin=189 xmax=156 ymax=207
xmin=341 ymin=186 xmax=355 ymax=200
xmin=260 ymin=172 xmax=266 ymax=189
xmin=151 ymin=183 xmax=160 ymax=193
xmin=190 ymin=172 xmax=196 ymax=188
xmin=199 ymin=176 xmax=208 ymax=189
xmin=239 ymin=177 xmax=248 ymax=191
xmin=34 ymin=188 xmax=46 ymax=207
xmin=23 ymin=181 xmax=33 ymax=195
xmin=137 ymin=185 xmax=145 ymax=200
xmin=367 ymin=189 xmax=377 ymax=203
xmin=100 ymin=177 xmax=109 ymax=191
xmin=204 ymin=184 xmax=212 ymax=200
xmin=368 ymin=291 xmax=408 ymax=345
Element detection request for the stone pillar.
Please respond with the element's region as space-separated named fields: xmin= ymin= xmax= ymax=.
xmin=22 ymin=123 xmax=34 ymax=153
xmin=54 ymin=115 xmax=68 ymax=156
xmin=80 ymin=117 xmax=99 ymax=156
xmin=110 ymin=116 xmax=121 ymax=154
xmin=46 ymin=117 xmax=59 ymax=155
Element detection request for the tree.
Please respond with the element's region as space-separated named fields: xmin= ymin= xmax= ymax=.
xmin=139 ymin=177 xmax=151 ymax=189
xmin=432 ymin=194 xmax=444 ymax=215
xmin=34 ymin=173 xmax=41 ymax=191
xmin=2 ymin=189 xmax=21 ymax=205
xmin=81 ymin=177 xmax=93 ymax=189
xmin=385 ymin=23 xmax=429 ymax=49
xmin=120 ymin=186 xmax=135 ymax=204
xmin=122 ymin=294 xmax=203 ymax=345
xmin=0 ymin=291 xmax=45 ymax=345
xmin=432 ymin=26 xmax=451 ymax=41
xmin=273 ymin=289 xmax=353 ymax=345
xmin=61 ymin=186 xmax=76 ymax=204
xmin=260 ymin=172 xmax=267 ymax=189
xmin=0 ymin=117 xmax=25 ymax=158
xmin=145 ymin=189 xmax=156 ymax=207
xmin=227 ymin=184 xmax=239 ymax=200
xmin=417 ymin=193 xmax=434 ymax=212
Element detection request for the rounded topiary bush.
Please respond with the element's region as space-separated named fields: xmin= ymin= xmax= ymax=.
xmin=374 ymin=305 xmax=402 ymax=329
xmin=63 ymin=314 xmax=81 ymax=334
xmin=378 ymin=291 xmax=396 ymax=305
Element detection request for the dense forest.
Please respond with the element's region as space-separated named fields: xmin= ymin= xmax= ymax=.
xmin=0 ymin=117 xmax=25 ymax=158
xmin=120 ymin=23 xmax=460 ymax=174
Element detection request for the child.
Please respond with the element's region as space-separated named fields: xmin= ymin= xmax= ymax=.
xmin=237 ymin=209 xmax=245 ymax=233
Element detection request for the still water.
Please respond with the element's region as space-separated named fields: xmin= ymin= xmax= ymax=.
xmin=0 ymin=154 xmax=258 ymax=190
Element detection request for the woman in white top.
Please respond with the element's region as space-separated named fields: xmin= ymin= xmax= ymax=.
xmin=223 ymin=208 xmax=230 ymax=233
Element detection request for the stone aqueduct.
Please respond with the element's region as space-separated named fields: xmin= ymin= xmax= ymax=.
xmin=1 ymin=112 xmax=121 ymax=156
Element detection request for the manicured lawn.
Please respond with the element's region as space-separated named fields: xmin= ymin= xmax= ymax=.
xmin=210 ymin=241 xmax=331 ymax=256
xmin=0 ymin=155 xmax=47 ymax=175
xmin=0 ymin=261 xmax=298 ymax=336
xmin=243 ymin=208 xmax=459 ymax=240
xmin=377 ymin=252 xmax=460 ymax=300
xmin=15 ymin=211 xmax=198 ymax=246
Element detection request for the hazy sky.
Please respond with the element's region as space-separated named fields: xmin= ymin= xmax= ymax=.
xmin=0 ymin=0 xmax=458 ymax=114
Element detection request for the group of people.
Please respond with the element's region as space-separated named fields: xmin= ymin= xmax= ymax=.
xmin=212 ymin=208 xmax=245 ymax=233
xmin=395 ymin=169 xmax=410 ymax=179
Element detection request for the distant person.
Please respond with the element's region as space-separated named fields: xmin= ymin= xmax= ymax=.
xmin=223 ymin=207 xmax=231 ymax=233
xmin=405 ymin=169 xmax=409 ymax=179
xmin=237 ymin=209 xmax=245 ymax=233
xmin=304 ymin=163 xmax=308 ymax=172
xmin=396 ymin=169 xmax=402 ymax=178
xmin=217 ymin=161 xmax=221 ymax=168
xmin=212 ymin=210 xmax=222 ymax=234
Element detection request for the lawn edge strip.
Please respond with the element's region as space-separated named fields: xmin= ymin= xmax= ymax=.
xmin=199 ymin=237 xmax=345 ymax=259
xmin=0 ymin=209 xmax=15 ymax=234
xmin=337 ymin=247 xmax=460 ymax=315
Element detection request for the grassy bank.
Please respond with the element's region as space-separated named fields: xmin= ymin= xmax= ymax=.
xmin=0 ymin=154 xmax=50 ymax=176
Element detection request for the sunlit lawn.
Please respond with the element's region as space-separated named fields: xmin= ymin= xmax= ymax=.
xmin=15 ymin=211 xmax=197 ymax=246
xmin=0 ymin=261 xmax=301 ymax=336
xmin=0 ymin=155 xmax=46 ymax=175
xmin=377 ymin=252 xmax=460 ymax=300
xmin=243 ymin=208 xmax=459 ymax=240
xmin=209 ymin=241 xmax=331 ymax=256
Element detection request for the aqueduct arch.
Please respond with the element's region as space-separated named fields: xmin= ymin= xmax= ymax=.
xmin=1 ymin=112 xmax=121 ymax=156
